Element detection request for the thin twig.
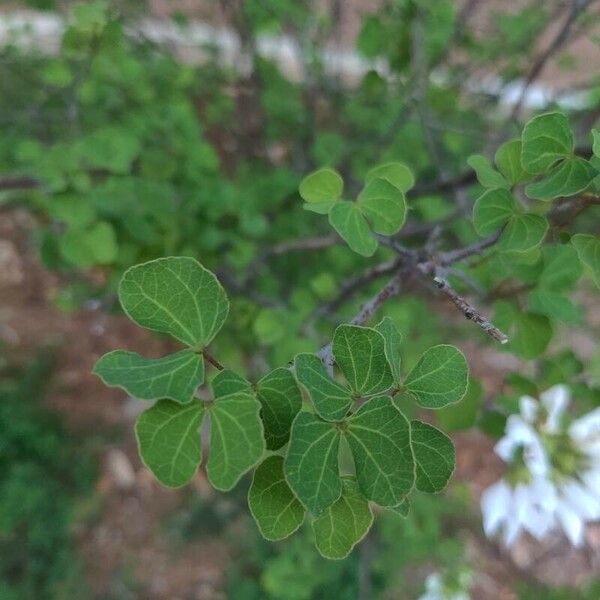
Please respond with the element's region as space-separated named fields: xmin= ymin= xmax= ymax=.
xmin=202 ymin=350 xmax=225 ymax=371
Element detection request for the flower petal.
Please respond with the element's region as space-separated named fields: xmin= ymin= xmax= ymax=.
xmin=540 ymin=385 xmax=569 ymax=433
xmin=555 ymin=500 xmax=585 ymax=546
xmin=481 ymin=480 xmax=511 ymax=537
xmin=519 ymin=395 xmax=539 ymax=423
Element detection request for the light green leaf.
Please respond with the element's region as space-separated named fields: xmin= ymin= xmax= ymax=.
xmin=135 ymin=399 xmax=204 ymax=488
xmin=526 ymin=157 xmax=597 ymax=200
xmin=93 ymin=349 xmax=204 ymax=404
xmin=495 ymin=139 xmax=530 ymax=185
xmin=248 ymin=456 xmax=305 ymax=541
xmin=405 ymin=345 xmax=469 ymax=409
xmin=527 ymin=290 xmax=581 ymax=324
xmin=328 ymin=201 xmax=377 ymax=257
xmin=498 ymin=214 xmax=548 ymax=253
xmin=410 ymin=420 xmax=455 ymax=493
xmin=366 ymin=162 xmax=414 ymax=192
xmin=357 ymin=178 xmax=407 ymax=235
xmin=119 ymin=257 xmax=229 ymax=350
xmin=473 ymin=188 xmax=518 ymax=236
xmin=303 ymin=200 xmax=337 ymax=214
xmin=375 ymin=316 xmax=402 ymax=384
xmin=467 ymin=154 xmax=509 ymax=189
xmin=312 ymin=477 xmax=374 ymax=559
xmin=521 ymin=111 xmax=573 ymax=174
xmin=211 ymin=369 xmax=251 ymax=398
xmin=495 ymin=305 xmax=553 ymax=359
xmin=285 ymin=412 xmax=342 ymax=515
xmin=346 ymin=396 xmax=414 ymax=507
xmin=389 ymin=497 xmax=410 ymax=517
xmin=572 ymin=234 xmax=600 ymax=288
xmin=207 ymin=392 xmax=264 ymax=491
xmin=256 ymin=368 xmax=303 ymax=450
xmin=539 ymin=245 xmax=582 ymax=290
xmin=299 ymin=168 xmax=343 ymax=203
xmin=294 ymin=353 xmax=352 ymax=421
xmin=60 ymin=220 xmax=118 ymax=267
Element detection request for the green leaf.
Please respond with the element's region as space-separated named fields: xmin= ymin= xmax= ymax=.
xmin=207 ymin=392 xmax=264 ymax=491
xmin=256 ymin=368 xmax=303 ymax=450
xmin=119 ymin=257 xmax=229 ymax=349
xmin=312 ymin=477 xmax=373 ymax=559
xmin=135 ymin=399 xmax=204 ymax=488
xmin=211 ymin=369 xmax=251 ymax=398
xmin=285 ymin=412 xmax=341 ymax=515
xmin=521 ymin=111 xmax=573 ymax=174
xmin=593 ymin=129 xmax=600 ymax=157
xmin=93 ymin=349 xmax=204 ymax=404
xmin=366 ymin=162 xmax=414 ymax=192
xmin=389 ymin=497 xmax=410 ymax=517
xmin=299 ymin=168 xmax=343 ymax=203
xmin=498 ymin=214 xmax=548 ymax=253
xmin=294 ymin=353 xmax=352 ymax=421
xmin=405 ymin=345 xmax=468 ymax=409
xmin=539 ymin=245 xmax=582 ymax=290
xmin=303 ymin=200 xmax=337 ymax=214
xmin=332 ymin=325 xmax=393 ymax=397
xmin=495 ymin=139 xmax=530 ymax=185
xmin=467 ymin=154 xmax=509 ymax=189
xmin=473 ymin=188 xmax=518 ymax=236
xmin=526 ymin=157 xmax=597 ymax=200
xmin=346 ymin=396 xmax=414 ymax=506
xmin=375 ymin=317 xmax=402 ymax=384
xmin=248 ymin=456 xmax=305 ymax=541
xmin=328 ymin=201 xmax=377 ymax=257
xmin=60 ymin=220 xmax=118 ymax=267
xmin=357 ymin=178 xmax=407 ymax=235
xmin=572 ymin=234 xmax=600 ymax=288
xmin=527 ymin=290 xmax=580 ymax=324
xmin=495 ymin=305 xmax=553 ymax=359
xmin=410 ymin=420 xmax=455 ymax=493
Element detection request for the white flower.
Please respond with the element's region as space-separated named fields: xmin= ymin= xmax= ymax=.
xmin=419 ymin=571 xmax=472 ymax=600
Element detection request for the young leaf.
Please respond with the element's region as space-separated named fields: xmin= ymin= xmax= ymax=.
xmin=206 ymin=392 xmax=264 ymax=491
xmin=211 ymin=368 xmax=251 ymax=397
xmin=467 ymin=154 xmax=509 ymax=189
xmin=294 ymin=353 xmax=352 ymax=421
xmin=375 ymin=316 xmax=402 ymax=384
xmin=256 ymin=367 xmax=303 ymax=450
xmin=312 ymin=477 xmax=374 ymax=560
xmin=93 ymin=349 xmax=204 ymax=404
xmin=495 ymin=139 xmax=530 ymax=185
xmin=357 ymin=178 xmax=407 ymax=235
xmin=571 ymin=234 xmax=600 ymax=288
xmin=248 ymin=456 xmax=305 ymax=541
xmin=410 ymin=420 xmax=455 ymax=493
xmin=346 ymin=396 xmax=414 ymax=506
xmin=498 ymin=214 xmax=548 ymax=253
xmin=135 ymin=399 xmax=204 ymax=488
xmin=472 ymin=188 xmax=518 ymax=236
xmin=285 ymin=412 xmax=342 ymax=515
xmin=119 ymin=257 xmax=229 ymax=349
xmin=366 ymin=162 xmax=414 ymax=192
xmin=332 ymin=325 xmax=393 ymax=397
xmin=521 ymin=111 xmax=573 ymax=174
xmin=328 ymin=201 xmax=378 ymax=257
xmin=299 ymin=168 xmax=343 ymax=203
xmin=526 ymin=157 xmax=597 ymax=200
xmin=405 ymin=345 xmax=468 ymax=409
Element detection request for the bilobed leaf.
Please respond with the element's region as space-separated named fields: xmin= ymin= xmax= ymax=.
xmin=332 ymin=325 xmax=393 ymax=396
xmin=93 ymin=349 xmax=204 ymax=404
xmin=294 ymin=353 xmax=352 ymax=421
xmin=248 ymin=456 xmax=305 ymax=541
xmin=526 ymin=157 xmax=597 ymax=200
xmin=312 ymin=477 xmax=374 ymax=559
xmin=119 ymin=257 xmax=229 ymax=349
xmin=467 ymin=154 xmax=509 ymax=189
xmin=521 ymin=111 xmax=573 ymax=174
xmin=207 ymin=392 xmax=264 ymax=491
xmin=211 ymin=369 xmax=251 ymax=397
xmin=285 ymin=412 xmax=342 ymax=515
xmin=135 ymin=399 xmax=204 ymax=488
xmin=375 ymin=316 xmax=402 ymax=384
xmin=256 ymin=368 xmax=303 ymax=450
xmin=410 ymin=420 xmax=455 ymax=493
xmin=366 ymin=162 xmax=414 ymax=192
xmin=539 ymin=245 xmax=582 ymax=290
xmin=357 ymin=178 xmax=407 ymax=235
xmin=328 ymin=201 xmax=378 ymax=257
xmin=405 ymin=345 xmax=468 ymax=409
xmin=495 ymin=306 xmax=553 ymax=359
xmin=527 ymin=290 xmax=580 ymax=324
xmin=472 ymin=188 xmax=518 ymax=236
xmin=346 ymin=396 xmax=414 ymax=507
xmin=495 ymin=139 xmax=530 ymax=185
xmin=498 ymin=213 xmax=548 ymax=253
xmin=572 ymin=234 xmax=600 ymax=288
xmin=299 ymin=168 xmax=343 ymax=203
